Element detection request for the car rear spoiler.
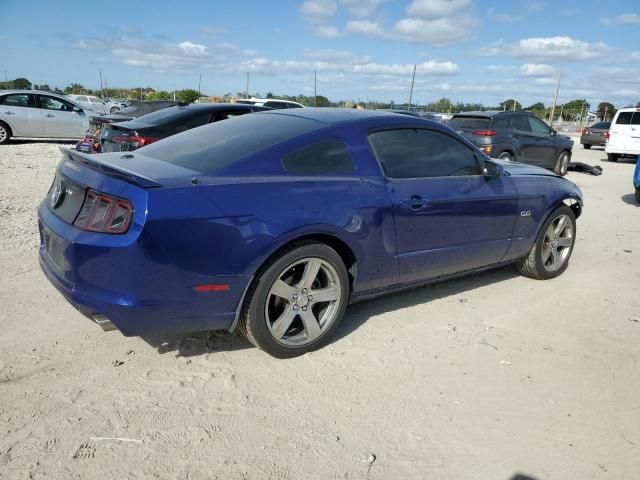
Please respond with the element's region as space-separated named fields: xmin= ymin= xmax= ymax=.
xmin=60 ymin=147 xmax=162 ymax=188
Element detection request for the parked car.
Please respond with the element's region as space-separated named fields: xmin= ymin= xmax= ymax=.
xmin=634 ymin=157 xmax=640 ymax=203
xmin=115 ymin=100 xmax=185 ymax=117
xmin=97 ymin=103 xmax=270 ymax=153
xmin=105 ymin=99 xmax=128 ymax=114
xmin=235 ymin=97 xmax=304 ymax=109
xmin=605 ymin=108 xmax=640 ymax=162
xmin=0 ymin=90 xmax=99 ymax=143
xmin=448 ymin=111 xmax=574 ymax=176
xmin=38 ymin=108 xmax=583 ymax=358
xmin=66 ymin=94 xmax=108 ymax=114
xmin=580 ymin=122 xmax=610 ymax=149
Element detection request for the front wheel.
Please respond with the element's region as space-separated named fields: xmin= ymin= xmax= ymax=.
xmin=0 ymin=121 xmax=11 ymax=145
xmin=582 ymin=143 xmax=591 ymax=150
xmin=498 ymin=151 xmax=514 ymax=161
xmin=516 ymin=205 xmax=576 ymax=280
xmin=110 ymin=106 xmax=120 ymax=114
xmin=607 ymin=153 xmax=618 ymax=162
xmin=239 ymin=242 xmax=350 ymax=358
xmin=553 ymin=151 xmax=570 ymax=176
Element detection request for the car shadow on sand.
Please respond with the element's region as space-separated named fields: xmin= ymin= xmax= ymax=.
xmin=143 ymin=265 xmax=519 ymax=358
xmin=621 ymin=193 xmax=639 ymax=206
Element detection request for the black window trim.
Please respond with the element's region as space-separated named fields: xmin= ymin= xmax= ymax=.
xmin=367 ymin=126 xmax=485 ymax=181
xmin=0 ymin=92 xmax=37 ymax=108
xmin=35 ymin=94 xmax=77 ymax=111
xmin=281 ymin=137 xmax=357 ymax=176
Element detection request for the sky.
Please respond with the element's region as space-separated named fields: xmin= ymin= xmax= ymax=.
xmin=0 ymin=0 xmax=639 ymax=108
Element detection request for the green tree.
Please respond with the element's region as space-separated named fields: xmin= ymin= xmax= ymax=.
xmin=64 ymin=83 xmax=88 ymax=94
xmin=0 ymin=77 xmax=32 ymax=89
xmin=499 ymin=99 xmax=522 ymax=111
xmin=525 ymin=102 xmax=546 ymax=119
xmin=147 ymin=90 xmax=172 ymax=100
xmin=314 ymin=95 xmax=331 ymax=107
xmin=596 ymin=102 xmax=616 ymax=122
xmin=177 ymin=88 xmax=200 ymax=104
xmin=561 ymin=99 xmax=589 ymax=120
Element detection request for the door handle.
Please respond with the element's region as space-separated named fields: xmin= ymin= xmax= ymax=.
xmin=45 ymin=114 xmax=55 ymax=118
xmin=400 ymin=196 xmax=429 ymax=210
xmin=3 ymin=111 xmax=15 ymax=115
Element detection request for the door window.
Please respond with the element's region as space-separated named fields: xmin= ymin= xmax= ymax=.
xmin=38 ymin=96 xmax=75 ymax=112
xmin=0 ymin=94 xmax=35 ymax=107
xmin=369 ymin=129 xmax=481 ymax=179
xmin=75 ymin=96 xmax=88 ymax=102
xmin=490 ymin=117 xmax=509 ymax=130
xmin=616 ymin=112 xmax=633 ymax=125
xmin=528 ymin=117 xmax=550 ymax=134
xmin=510 ymin=115 xmax=531 ymax=132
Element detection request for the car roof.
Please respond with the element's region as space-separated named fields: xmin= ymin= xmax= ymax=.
xmin=182 ymin=103 xmax=270 ymax=112
xmin=452 ymin=110 xmax=504 ymax=117
xmin=255 ymin=107 xmax=422 ymax=126
xmin=0 ymin=89 xmax=67 ymax=96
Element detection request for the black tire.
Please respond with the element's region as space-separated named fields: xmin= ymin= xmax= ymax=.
xmin=582 ymin=143 xmax=591 ymax=150
xmin=0 ymin=121 xmax=11 ymax=145
xmin=635 ymin=188 xmax=640 ymax=204
xmin=607 ymin=153 xmax=618 ymax=162
xmin=516 ymin=205 xmax=576 ymax=280
xmin=239 ymin=241 xmax=350 ymax=358
xmin=110 ymin=107 xmax=120 ymax=114
xmin=498 ymin=151 xmax=514 ymax=161
xmin=553 ymin=151 xmax=570 ymax=176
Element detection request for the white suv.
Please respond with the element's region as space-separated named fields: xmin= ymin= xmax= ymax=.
xmin=605 ymin=107 xmax=640 ymax=161
xmin=235 ymin=98 xmax=304 ymax=109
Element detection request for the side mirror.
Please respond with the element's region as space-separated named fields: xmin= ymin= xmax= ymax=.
xmin=73 ymin=106 xmax=82 ymax=113
xmin=550 ymin=129 xmax=557 ymax=136
xmin=483 ymin=160 xmax=502 ymax=179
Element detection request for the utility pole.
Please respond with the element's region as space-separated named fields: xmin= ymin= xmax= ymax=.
xmin=512 ymin=100 xmax=516 ymax=111
xmin=314 ymin=69 xmax=317 ymax=106
xmin=198 ymin=73 xmax=201 ymax=103
xmin=4 ymin=69 xmax=7 ymax=82
xmin=408 ymin=64 xmax=416 ymax=111
xmin=99 ymin=69 xmax=103 ymax=98
xmin=548 ymin=64 xmax=563 ymax=126
xmin=559 ymin=104 xmax=564 ymax=123
xmin=246 ymin=72 xmax=250 ymax=98
xmin=603 ymin=106 xmax=608 ymax=122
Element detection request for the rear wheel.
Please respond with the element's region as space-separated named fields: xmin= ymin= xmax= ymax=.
xmin=498 ymin=151 xmax=514 ymax=161
xmin=635 ymin=188 xmax=640 ymax=204
xmin=553 ymin=151 xmax=570 ymax=176
xmin=0 ymin=121 xmax=11 ymax=145
xmin=239 ymin=242 xmax=350 ymax=358
xmin=607 ymin=153 xmax=618 ymax=162
xmin=110 ymin=106 xmax=120 ymax=114
xmin=582 ymin=143 xmax=591 ymax=150
xmin=516 ymin=205 xmax=576 ymax=280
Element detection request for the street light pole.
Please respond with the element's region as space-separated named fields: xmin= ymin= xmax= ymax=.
xmin=314 ymin=69 xmax=317 ymax=106
xmin=408 ymin=64 xmax=416 ymax=111
xmin=549 ymin=64 xmax=563 ymax=126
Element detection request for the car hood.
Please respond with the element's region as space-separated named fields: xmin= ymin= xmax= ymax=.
xmin=492 ymin=158 xmax=559 ymax=177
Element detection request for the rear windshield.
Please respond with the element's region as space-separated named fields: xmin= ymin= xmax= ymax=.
xmin=448 ymin=116 xmax=491 ymax=130
xmin=130 ymin=106 xmax=191 ymax=124
xmin=139 ymin=113 xmax=321 ymax=173
xmin=615 ymin=112 xmax=640 ymax=125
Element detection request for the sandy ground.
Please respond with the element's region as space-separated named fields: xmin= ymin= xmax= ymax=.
xmin=0 ymin=139 xmax=639 ymax=480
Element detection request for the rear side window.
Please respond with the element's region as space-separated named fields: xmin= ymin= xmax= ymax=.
xmin=369 ymin=128 xmax=480 ymax=179
xmin=0 ymin=94 xmax=34 ymax=107
xmin=616 ymin=112 xmax=633 ymax=125
xmin=283 ymin=139 xmax=355 ymax=174
xmin=510 ymin=115 xmax=530 ymax=132
xmin=448 ymin=116 xmax=490 ymax=130
xmin=140 ymin=113 xmax=320 ymax=173
xmin=632 ymin=113 xmax=640 ymax=125
xmin=490 ymin=117 xmax=509 ymax=129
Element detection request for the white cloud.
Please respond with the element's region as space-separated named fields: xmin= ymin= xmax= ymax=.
xmin=520 ymin=63 xmax=554 ymax=76
xmin=176 ymin=41 xmax=209 ymax=57
xmin=303 ymin=49 xmax=372 ymax=64
xmin=523 ymin=1 xmax=546 ymax=12
xmin=487 ymin=8 xmax=521 ymax=22
xmin=533 ymin=78 xmax=556 ymax=85
xmin=339 ymin=0 xmax=383 ymax=17
xmin=484 ymin=65 xmax=518 ymax=73
xmin=300 ymin=0 xmax=337 ymax=23
xmin=354 ymin=60 xmax=459 ymax=75
xmin=601 ymin=13 xmax=640 ymax=26
xmin=510 ymin=36 xmax=609 ymax=61
xmin=406 ymin=0 xmax=471 ymax=19
xmin=346 ymin=19 xmax=389 ymax=38
xmin=314 ymin=25 xmax=340 ymax=38
xmin=395 ymin=16 xmax=476 ymax=45
xmin=475 ymin=40 xmax=505 ymax=57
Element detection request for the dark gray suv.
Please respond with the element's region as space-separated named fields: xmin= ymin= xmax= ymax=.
xmin=448 ymin=111 xmax=574 ymax=176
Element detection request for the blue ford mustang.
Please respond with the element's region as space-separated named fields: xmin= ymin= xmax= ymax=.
xmin=38 ymin=108 xmax=583 ymax=357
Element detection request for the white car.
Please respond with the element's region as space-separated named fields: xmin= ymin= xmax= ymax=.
xmin=605 ymin=107 xmax=640 ymax=161
xmin=235 ymin=97 xmax=304 ymax=109
xmin=66 ymin=94 xmax=108 ymax=114
xmin=0 ymin=90 xmax=96 ymax=143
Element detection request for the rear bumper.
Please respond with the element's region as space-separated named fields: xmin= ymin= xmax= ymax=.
xmin=580 ymin=136 xmax=606 ymax=146
xmin=38 ymin=204 xmax=249 ymax=337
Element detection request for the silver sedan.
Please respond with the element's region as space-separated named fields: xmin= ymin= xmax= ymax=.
xmin=0 ymin=90 xmax=100 ymax=144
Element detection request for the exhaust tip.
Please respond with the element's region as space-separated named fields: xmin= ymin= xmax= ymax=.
xmin=92 ymin=314 xmax=118 ymax=332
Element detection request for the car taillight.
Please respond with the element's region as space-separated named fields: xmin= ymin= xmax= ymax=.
xmin=472 ymin=130 xmax=497 ymax=136
xmin=604 ymin=131 xmax=610 ymax=139
xmin=74 ymin=190 xmax=133 ymax=234
xmin=113 ymin=134 xmax=160 ymax=147
xmin=581 ymin=127 xmax=589 ymax=135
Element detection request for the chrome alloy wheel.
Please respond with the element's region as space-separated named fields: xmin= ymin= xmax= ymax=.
xmin=0 ymin=125 xmax=7 ymax=143
xmin=541 ymin=214 xmax=574 ymax=272
xmin=265 ymin=257 xmax=342 ymax=346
